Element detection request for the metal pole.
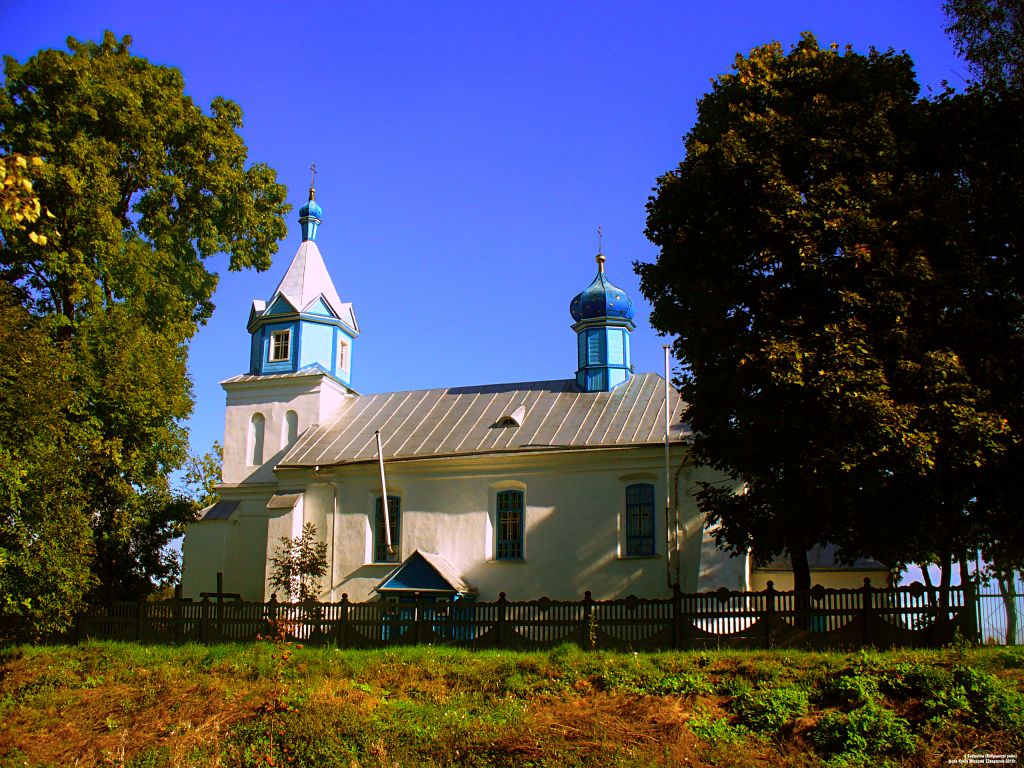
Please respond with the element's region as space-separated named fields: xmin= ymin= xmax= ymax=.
xmin=375 ymin=431 xmax=392 ymax=553
xmin=664 ymin=345 xmax=673 ymax=588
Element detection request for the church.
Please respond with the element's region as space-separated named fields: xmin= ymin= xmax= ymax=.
xmin=181 ymin=187 xmax=887 ymax=603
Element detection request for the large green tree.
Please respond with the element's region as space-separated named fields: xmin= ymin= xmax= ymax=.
xmin=0 ymin=289 xmax=93 ymax=641
xmin=945 ymin=0 xmax=1023 ymax=90
xmin=942 ymin=0 xmax=1024 ymax=625
xmin=0 ymin=32 xmax=289 ymax=614
xmin=638 ymin=34 xmax=1013 ymax=591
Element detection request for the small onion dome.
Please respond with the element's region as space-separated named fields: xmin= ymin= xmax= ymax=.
xmin=569 ymin=253 xmax=635 ymax=322
xmin=299 ymin=187 xmax=323 ymax=220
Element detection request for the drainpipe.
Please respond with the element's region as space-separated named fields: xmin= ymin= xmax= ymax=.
xmin=674 ymin=454 xmax=688 ymax=589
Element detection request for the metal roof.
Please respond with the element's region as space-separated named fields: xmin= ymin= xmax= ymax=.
xmin=280 ymin=372 xmax=688 ymax=468
xmin=376 ymin=550 xmax=476 ymax=595
xmin=266 ymin=492 xmax=303 ymax=510
xmin=200 ymin=500 xmax=240 ymax=521
xmin=270 ymin=240 xmax=346 ymax=320
xmin=221 ymin=364 xmax=349 ymax=387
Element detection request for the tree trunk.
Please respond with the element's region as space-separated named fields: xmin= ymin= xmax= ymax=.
xmin=958 ymin=551 xmax=977 ymax=642
xmin=995 ymin=561 xmax=1019 ymax=645
xmin=922 ymin=562 xmax=936 ymax=608
xmin=790 ymin=547 xmax=811 ymax=630
xmin=938 ymin=549 xmax=953 ymax=613
xmin=791 ymin=548 xmax=812 ymax=592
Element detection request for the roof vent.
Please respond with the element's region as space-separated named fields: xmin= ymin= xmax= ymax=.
xmin=494 ymin=404 xmax=526 ymax=428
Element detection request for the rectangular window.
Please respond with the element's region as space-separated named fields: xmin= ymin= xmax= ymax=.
xmin=496 ymin=490 xmax=524 ymax=560
xmin=625 ymin=483 xmax=655 ymax=556
xmin=374 ymin=496 xmax=401 ymax=563
xmin=338 ymin=339 xmax=349 ymax=372
xmin=269 ymin=329 xmax=291 ymax=362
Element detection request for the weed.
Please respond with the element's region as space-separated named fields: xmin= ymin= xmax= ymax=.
xmin=732 ymin=684 xmax=809 ymax=734
xmin=125 ymin=746 xmax=171 ymax=767
xmin=688 ymin=704 xmax=749 ymax=746
xmin=812 ymin=700 xmax=917 ymax=760
xmin=652 ymin=671 xmax=713 ymax=696
xmin=992 ymin=646 xmax=1024 ymax=670
xmin=822 ymin=669 xmax=881 ymax=706
xmin=953 ymin=665 xmax=1024 ymax=734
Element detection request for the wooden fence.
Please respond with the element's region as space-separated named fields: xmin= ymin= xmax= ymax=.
xmin=76 ymin=580 xmax=977 ymax=650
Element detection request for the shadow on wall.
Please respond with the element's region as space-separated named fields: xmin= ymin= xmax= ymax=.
xmin=459 ymin=485 xmax=665 ymax=601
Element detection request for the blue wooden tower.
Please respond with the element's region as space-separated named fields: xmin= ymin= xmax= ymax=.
xmin=570 ymin=251 xmax=635 ymax=392
xmin=245 ymin=186 xmax=359 ymax=387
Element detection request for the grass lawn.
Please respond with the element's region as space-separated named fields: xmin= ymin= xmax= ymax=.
xmin=1 ymin=641 xmax=1022 ymax=767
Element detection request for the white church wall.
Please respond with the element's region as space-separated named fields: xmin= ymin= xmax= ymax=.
xmin=292 ymin=446 xmax=698 ymax=602
xmin=181 ymin=494 xmax=275 ymax=599
xmin=221 ymin=374 xmax=349 ymax=484
xmin=183 ymin=445 xmax=748 ymax=603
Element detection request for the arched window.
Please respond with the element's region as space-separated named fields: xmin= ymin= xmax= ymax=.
xmin=374 ymin=496 xmax=401 ymax=563
xmin=625 ymin=483 xmax=655 ymax=556
xmin=496 ymin=490 xmax=524 ymax=560
xmin=249 ymin=413 xmax=265 ymax=466
xmin=282 ymin=410 xmax=298 ymax=449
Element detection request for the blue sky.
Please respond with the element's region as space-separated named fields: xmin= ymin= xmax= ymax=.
xmin=2 ymin=1 xmax=966 ymax=460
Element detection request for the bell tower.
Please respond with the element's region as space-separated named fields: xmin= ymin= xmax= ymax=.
xmin=220 ymin=183 xmax=360 ymax=483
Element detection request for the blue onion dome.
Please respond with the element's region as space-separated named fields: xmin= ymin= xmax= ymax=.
xmin=569 ymin=253 xmax=635 ymax=322
xmin=299 ymin=186 xmax=323 ymax=220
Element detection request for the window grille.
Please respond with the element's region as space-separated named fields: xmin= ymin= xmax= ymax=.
xmin=625 ymin=483 xmax=655 ymax=556
xmin=374 ymin=496 xmax=401 ymax=563
xmin=496 ymin=490 xmax=524 ymax=560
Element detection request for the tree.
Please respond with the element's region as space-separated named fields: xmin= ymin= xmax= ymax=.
xmin=945 ymin=0 xmax=1023 ymax=90
xmin=0 ymin=153 xmax=50 ymax=244
xmin=0 ymin=289 xmax=93 ymax=641
xmin=942 ymin=0 xmax=1024 ymax=620
xmin=638 ymin=34 xmax=1012 ymax=591
xmin=268 ymin=523 xmax=328 ymax=602
xmin=183 ymin=441 xmax=223 ymax=512
xmin=0 ymin=32 xmax=289 ymax=608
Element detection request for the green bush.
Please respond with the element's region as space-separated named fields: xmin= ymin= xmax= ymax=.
xmin=954 ymin=665 xmax=1024 ymax=734
xmin=688 ymin=705 xmax=749 ymax=746
xmin=732 ymin=685 xmax=809 ymax=734
xmin=812 ymin=701 xmax=917 ymax=759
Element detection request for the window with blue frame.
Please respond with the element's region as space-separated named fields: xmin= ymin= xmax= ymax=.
xmin=374 ymin=496 xmax=401 ymax=563
xmin=269 ymin=329 xmax=291 ymax=362
xmin=496 ymin=490 xmax=524 ymax=560
xmin=625 ymin=483 xmax=655 ymax=556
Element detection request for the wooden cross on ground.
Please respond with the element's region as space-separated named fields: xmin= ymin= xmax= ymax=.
xmin=200 ymin=572 xmax=241 ymax=603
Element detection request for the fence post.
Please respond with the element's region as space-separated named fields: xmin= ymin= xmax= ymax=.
xmin=496 ymin=592 xmax=508 ymax=649
xmin=961 ymin=575 xmax=978 ymax=644
xmin=336 ymin=594 xmax=350 ymax=648
xmin=414 ymin=596 xmax=425 ymax=645
xmin=199 ymin=597 xmax=210 ymax=644
xmin=581 ymin=591 xmax=594 ymax=649
xmin=672 ymin=583 xmax=682 ymax=650
xmin=861 ymin=578 xmax=873 ymax=646
xmin=172 ymin=586 xmax=183 ymax=643
xmin=136 ymin=598 xmax=146 ymax=642
xmin=765 ymin=581 xmax=776 ymax=649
